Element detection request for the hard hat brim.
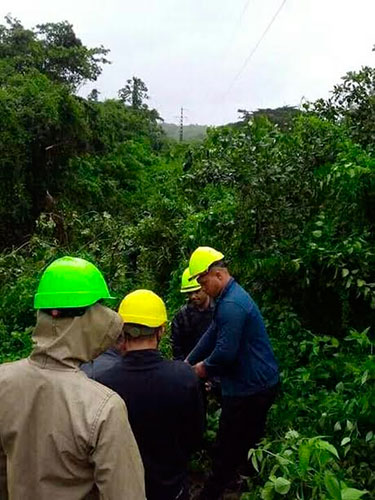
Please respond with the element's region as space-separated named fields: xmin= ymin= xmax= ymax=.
xmin=180 ymin=285 xmax=201 ymax=293
xmin=34 ymin=292 xmax=116 ymax=309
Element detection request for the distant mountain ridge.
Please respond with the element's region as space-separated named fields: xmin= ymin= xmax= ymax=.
xmin=162 ymin=123 xmax=208 ymax=141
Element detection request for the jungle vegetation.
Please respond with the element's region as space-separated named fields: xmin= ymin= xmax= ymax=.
xmin=0 ymin=16 xmax=374 ymax=500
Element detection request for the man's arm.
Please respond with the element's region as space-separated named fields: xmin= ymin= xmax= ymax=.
xmin=186 ymin=321 xmax=216 ymax=365
xmin=203 ymin=301 xmax=246 ymax=377
xmin=171 ymin=312 xmax=185 ymax=361
xmin=0 ymin=438 xmax=8 ymax=500
xmin=90 ymin=394 xmax=145 ymax=499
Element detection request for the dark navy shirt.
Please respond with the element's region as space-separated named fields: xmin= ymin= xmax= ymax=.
xmin=82 ymin=349 xmax=204 ymax=500
xmin=171 ymin=301 xmax=214 ymax=360
xmin=187 ymin=278 xmax=279 ymax=397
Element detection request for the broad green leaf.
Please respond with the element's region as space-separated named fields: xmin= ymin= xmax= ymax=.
xmin=334 ymin=421 xmax=342 ymax=432
xmin=341 ymin=437 xmax=351 ymax=446
xmin=342 ymin=268 xmax=350 ymax=278
xmin=341 ymin=488 xmax=368 ymax=500
xmin=324 ymin=471 xmax=342 ymax=500
xmin=261 ymin=482 xmax=275 ymax=500
xmin=346 ymin=420 xmax=354 ymax=431
xmin=274 ymin=477 xmax=291 ymax=495
xmin=316 ymin=440 xmax=339 ymax=458
xmin=298 ymin=443 xmax=311 ymax=474
xmin=313 ymin=230 xmax=322 ymax=238
xmin=365 ymin=431 xmax=373 ymax=442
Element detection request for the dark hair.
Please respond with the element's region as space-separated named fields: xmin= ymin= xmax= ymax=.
xmin=208 ymin=259 xmax=227 ymax=271
xmin=123 ymin=323 xmax=160 ymax=339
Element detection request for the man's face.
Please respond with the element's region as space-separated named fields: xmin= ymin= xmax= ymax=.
xmin=187 ymin=288 xmax=209 ymax=308
xmin=197 ymin=269 xmax=223 ymax=298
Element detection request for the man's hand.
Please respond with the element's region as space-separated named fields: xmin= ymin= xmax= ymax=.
xmin=192 ymin=361 xmax=207 ymax=379
xmin=205 ymin=380 xmax=212 ymax=392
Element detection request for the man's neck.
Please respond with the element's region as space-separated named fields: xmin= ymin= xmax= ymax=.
xmin=217 ymin=274 xmax=232 ymax=297
xmin=125 ymin=340 xmax=158 ymax=352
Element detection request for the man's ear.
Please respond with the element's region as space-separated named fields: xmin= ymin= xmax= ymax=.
xmin=156 ymin=325 xmax=165 ymax=341
xmin=117 ymin=334 xmax=127 ymax=354
xmin=216 ymin=269 xmax=224 ymax=281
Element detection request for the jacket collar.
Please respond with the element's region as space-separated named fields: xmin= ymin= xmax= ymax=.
xmin=216 ymin=277 xmax=235 ymax=304
xmin=122 ymin=349 xmax=164 ymax=369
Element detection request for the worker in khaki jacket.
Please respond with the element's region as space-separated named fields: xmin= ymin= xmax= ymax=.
xmin=0 ymin=256 xmax=145 ymax=500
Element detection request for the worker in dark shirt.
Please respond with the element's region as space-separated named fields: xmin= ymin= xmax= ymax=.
xmin=172 ymin=268 xmax=214 ymax=361
xmin=82 ymin=289 xmax=204 ymax=500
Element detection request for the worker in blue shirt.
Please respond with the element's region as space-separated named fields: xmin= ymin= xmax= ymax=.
xmin=186 ymin=247 xmax=279 ymax=500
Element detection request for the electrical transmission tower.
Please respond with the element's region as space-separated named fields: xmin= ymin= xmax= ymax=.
xmin=179 ymin=107 xmax=184 ymax=142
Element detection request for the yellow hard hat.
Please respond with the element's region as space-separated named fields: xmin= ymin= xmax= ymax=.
xmin=180 ymin=267 xmax=201 ymax=293
xmin=118 ymin=289 xmax=167 ymax=328
xmin=189 ymin=246 xmax=225 ymax=280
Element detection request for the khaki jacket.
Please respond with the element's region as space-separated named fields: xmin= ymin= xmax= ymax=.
xmin=0 ymin=304 xmax=145 ymax=500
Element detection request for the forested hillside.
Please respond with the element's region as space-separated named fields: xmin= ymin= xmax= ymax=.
xmin=162 ymin=123 xmax=208 ymax=141
xmin=0 ymin=17 xmax=374 ymax=499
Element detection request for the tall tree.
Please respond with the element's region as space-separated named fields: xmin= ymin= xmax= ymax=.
xmin=118 ymin=77 xmax=149 ymax=109
xmin=0 ymin=16 xmax=110 ymax=90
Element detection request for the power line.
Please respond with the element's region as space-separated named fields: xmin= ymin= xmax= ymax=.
xmin=239 ymin=0 xmax=253 ymax=25
xmin=224 ymin=0 xmax=288 ymax=97
xmin=222 ymin=0 xmax=254 ymax=60
xmin=201 ymin=0 xmax=254 ymax=119
xmin=231 ymin=0 xmax=253 ymax=39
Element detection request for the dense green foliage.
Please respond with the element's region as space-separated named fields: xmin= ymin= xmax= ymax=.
xmin=0 ymin=18 xmax=374 ymax=499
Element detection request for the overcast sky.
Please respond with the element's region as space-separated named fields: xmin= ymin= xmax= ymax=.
xmin=1 ymin=0 xmax=374 ymax=125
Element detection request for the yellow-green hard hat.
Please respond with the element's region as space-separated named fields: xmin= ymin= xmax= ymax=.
xmin=34 ymin=256 xmax=115 ymax=309
xmin=180 ymin=267 xmax=201 ymax=293
xmin=118 ymin=289 xmax=167 ymax=327
xmin=189 ymin=246 xmax=224 ymax=280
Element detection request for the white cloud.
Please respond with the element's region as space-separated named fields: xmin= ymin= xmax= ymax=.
xmin=1 ymin=0 xmax=374 ymax=124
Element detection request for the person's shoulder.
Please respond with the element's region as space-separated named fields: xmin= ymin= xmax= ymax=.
xmin=161 ymin=358 xmax=196 ymax=377
xmin=79 ymin=370 xmax=119 ymax=399
xmin=83 ymin=348 xmax=122 ymax=368
xmin=79 ymin=376 xmax=127 ymax=425
xmin=175 ymin=303 xmax=190 ymax=317
xmin=224 ymin=280 xmax=253 ymax=307
xmin=0 ymin=358 xmax=28 ymax=380
xmin=161 ymin=360 xmax=199 ymax=393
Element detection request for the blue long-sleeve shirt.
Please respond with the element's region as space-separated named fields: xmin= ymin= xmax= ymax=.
xmin=187 ymin=278 xmax=279 ymax=397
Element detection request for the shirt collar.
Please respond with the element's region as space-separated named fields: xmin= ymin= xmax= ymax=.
xmin=123 ymin=349 xmax=164 ymax=367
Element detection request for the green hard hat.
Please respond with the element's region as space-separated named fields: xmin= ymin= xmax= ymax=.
xmin=180 ymin=267 xmax=201 ymax=293
xmin=34 ymin=256 xmax=115 ymax=309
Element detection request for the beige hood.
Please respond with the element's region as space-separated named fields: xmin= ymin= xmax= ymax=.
xmin=0 ymin=302 xmax=145 ymax=500
xmin=30 ymin=303 xmax=123 ymax=369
